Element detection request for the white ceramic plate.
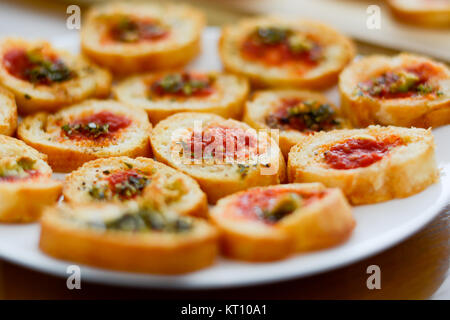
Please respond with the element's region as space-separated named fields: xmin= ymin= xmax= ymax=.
xmin=0 ymin=28 xmax=448 ymax=289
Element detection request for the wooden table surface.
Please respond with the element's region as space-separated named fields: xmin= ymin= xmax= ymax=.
xmin=0 ymin=0 xmax=449 ymax=300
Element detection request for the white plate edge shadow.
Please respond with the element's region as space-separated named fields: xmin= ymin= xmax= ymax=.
xmin=0 ymin=27 xmax=448 ymax=290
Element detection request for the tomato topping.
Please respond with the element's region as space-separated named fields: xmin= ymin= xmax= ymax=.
xmin=150 ymin=72 xmax=214 ymax=98
xmin=106 ymin=170 xmax=150 ymax=199
xmin=233 ymin=188 xmax=325 ymax=224
xmin=356 ymin=63 xmax=442 ymax=99
xmin=241 ymin=27 xmax=322 ymax=68
xmin=324 ymin=136 xmax=403 ymax=170
xmin=61 ymin=111 xmax=131 ymax=140
xmin=265 ymin=98 xmax=340 ymax=132
xmin=181 ymin=126 xmax=259 ymax=161
xmin=89 ymin=169 xmax=150 ymax=200
xmin=104 ymin=15 xmax=168 ymax=43
xmin=3 ymin=48 xmax=73 ymax=85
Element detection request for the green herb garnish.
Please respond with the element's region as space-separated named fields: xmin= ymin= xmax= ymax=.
xmin=61 ymin=122 xmax=110 ymax=138
xmin=258 ymin=193 xmax=302 ymax=223
xmin=237 ymin=164 xmax=250 ymax=178
xmin=112 ymin=174 xmax=150 ymax=199
xmin=24 ymin=49 xmax=73 ymax=85
xmin=99 ymin=207 xmax=193 ymax=233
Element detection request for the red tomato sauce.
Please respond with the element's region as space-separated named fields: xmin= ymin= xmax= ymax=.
xmin=241 ymin=37 xmax=321 ymax=68
xmin=3 ymin=48 xmax=60 ymax=84
xmin=75 ymin=111 xmax=131 ymax=132
xmin=186 ymin=126 xmax=258 ymax=160
xmin=106 ymin=170 xmax=143 ymax=187
xmin=324 ymin=136 xmax=402 ymax=170
xmin=62 ymin=111 xmax=132 ymax=140
xmin=232 ymin=188 xmax=326 ymax=224
xmin=0 ymin=170 xmax=40 ymax=182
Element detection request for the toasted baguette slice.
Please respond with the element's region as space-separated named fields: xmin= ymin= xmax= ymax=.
xmin=0 ymin=135 xmax=61 ymax=222
xmin=243 ymin=89 xmax=352 ymax=158
xmin=387 ymin=0 xmax=450 ymax=28
xmin=150 ymin=112 xmax=286 ymax=204
xmin=113 ymin=71 xmax=249 ymax=125
xmin=211 ymin=183 xmax=355 ymax=261
xmin=64 ymin=156 xmax=207 ymax=217
xmin=81 ymin=2 xmax=205 ymax=75
xmin=219 ymin=17 xmax=355 ymax=89
xmin=288 ymin=126 xmax=439 ymax=204
xmin=0 ymin=86 xmax=17 ymax=136
xmin=0 ymin=38 xmax=111 ymax=115
xmin=340 ymin=53 xmax=450 ymax=128
xmin=18 ymin=100 xmax=151 ymax=172
xmin=40 ymin=202 xmax=218 ymax=274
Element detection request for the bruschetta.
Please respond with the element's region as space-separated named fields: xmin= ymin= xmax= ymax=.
xmin=81 ymin=2 xmax=205 ymax=74
xmin=340 ymin=54 xmax=450 ymax=128
xmin=243 ymin=89 xmax=351 ymax=157
xmin=150 ymin=112 xmax=286 ymax=204
xmin=0 ymin=38 xmax=111 ymax=115
xmin=219 ymin=17 xmax=355 ymax=89
xmin=63 ymin=156 xmax=207 ymax=217
xmin=113 ymin=70 xmax=249 ymax=124
xmin=0 ymin=86 xmax=17 ymax=136
xmin=387 ymin=0 xmax=450 ymax=28
xmin=210 ymin=183 xmax=355 ymax=261
xmin=288 ymin=126 xmax=439 ymax=204
xmin=40 ymin=201 xmax=218 ymax=274
xmin=17 ymin=100 xmax=151 ymax=172
xmin=0 ymin=135 xmax=61 ymax=222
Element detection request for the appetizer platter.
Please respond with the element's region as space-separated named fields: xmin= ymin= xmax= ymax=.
xmin=0 ymin=3 xmax=449 ymax=289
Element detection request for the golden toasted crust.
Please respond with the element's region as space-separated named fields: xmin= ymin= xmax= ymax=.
xmin=0 ymin=86 xmax=17 ymax=136
xmin=81 ymin=2 xmax=205 ymax=75
xmin=219 ymin=17 xmax=355 ymax=89
xmin=339 ymin=53 xmax=450 ymax=128
xmin=0 ymin=135 xmax=61 ymax=222
xmin=210 ymin=183 xmax=355 ymax=261
xmin=287 ymin=126 xmax=439 ymax=205
xmin=63 ymin=157 xmax=208 ymax=217
xmin=150 ymin=112 xmax=286 ymax=204
xmin=39 ymin=203 xmax=219 ymax=274
xmin=387 ymin=0 xmax=450 ymax=28
xmin=0 ymin=38 xmax=112 ymax=115
xmin=243 ymin=89 xmax=352 ymax=158
xmin=113 ymin=71 xmax=250 ymax=125
xmin=17 ymin=100 xmax=152 ymax=173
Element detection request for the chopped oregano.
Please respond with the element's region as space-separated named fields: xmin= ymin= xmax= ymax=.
xmin=237 ymin=164 xmax=250 ymax=178
xmin=24 ymin=49 xmax=73 ymax=85
xmin=151 ymin=73 xmax=212 ymax=97
xmin=0 ymin=157 xmax=36 ymax=179
xmin=113 ymin=174 xmax=150 ymax=199
xmin=258 ymin=193 xmax=302 ymax=223
xmin=61 ymin=122 xmax=110 ymax=139
xmin=99 ymin=207 xmax=193 ymax=233
xmin=88 ymin=185 xmax=108 ymax=200
xmin=267 ymin=100 xmax=340 ymax=132
xmin=17 ymin=157 xmax=36 ymax=170
xmin=124 ymin=162 xmax=133 ymax=169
